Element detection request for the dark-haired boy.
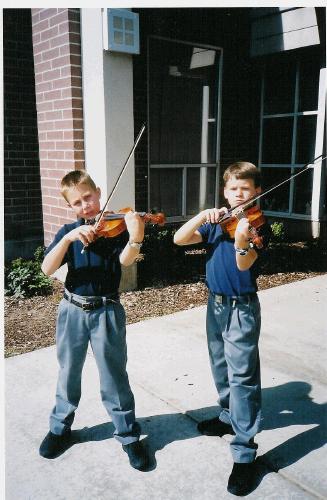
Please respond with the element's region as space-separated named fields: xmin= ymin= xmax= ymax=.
xmin=174 ymin=162 xmax=271 ymax=495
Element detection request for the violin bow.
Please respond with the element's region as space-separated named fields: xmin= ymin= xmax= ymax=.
xmin=218 ymin=154 xmax=327 ymax=223
xmin=81 ymin=123 xmax=146 ymax=254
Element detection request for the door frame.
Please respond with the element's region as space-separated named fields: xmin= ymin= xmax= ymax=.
xmin=147 ymin=35 xmax=223 ymax=220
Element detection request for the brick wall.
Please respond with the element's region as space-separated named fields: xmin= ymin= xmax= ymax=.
xmin=4 ymin=9 xmax=43 ymax=249
xmin=31 ymin=8 xmax=85 ymax=246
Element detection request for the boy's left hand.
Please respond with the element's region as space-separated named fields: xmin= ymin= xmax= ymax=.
xmin=235 ymin=217 xmax=251 ymax=247
xmin=124 ymin=210 xmax=145 ymax=242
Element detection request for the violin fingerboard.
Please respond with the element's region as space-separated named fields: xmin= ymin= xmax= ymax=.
xmin=103 ymin=211 xmax=147 ymax=221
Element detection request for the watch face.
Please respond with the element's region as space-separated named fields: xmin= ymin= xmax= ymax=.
xmin=235 ymin=247 xmax=248 ymax=255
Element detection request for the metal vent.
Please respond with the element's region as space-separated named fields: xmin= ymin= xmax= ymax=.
xmin=103 ymin=9 xmax=140 ymax=54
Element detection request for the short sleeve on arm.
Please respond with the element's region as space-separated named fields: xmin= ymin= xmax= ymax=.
xmin=44 ymin=225 xmax=70 ymax=265
xmin=198 ymin=223 xmax=210 ymax=243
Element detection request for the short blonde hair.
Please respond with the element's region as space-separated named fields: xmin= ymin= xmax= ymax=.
xmin=60 ymin=170 xmax=97 ymax=202
xmin=223 ymin=161 xmax=261 ymax=188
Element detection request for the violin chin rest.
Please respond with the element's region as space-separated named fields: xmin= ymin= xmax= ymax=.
xmin=86 ymin=217 xmax=96 ymax=225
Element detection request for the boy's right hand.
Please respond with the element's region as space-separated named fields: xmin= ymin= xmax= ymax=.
xmin=201 ymin=207 xmax=228 ymax=224
xmin=65 ymin=225 xmax=97 ymax=246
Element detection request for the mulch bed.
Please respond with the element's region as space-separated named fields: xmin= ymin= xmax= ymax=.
xmin=4 ymin=241 xmax=326 ymax=358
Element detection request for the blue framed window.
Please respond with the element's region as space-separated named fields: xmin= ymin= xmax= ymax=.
xmin=259 ymin=52 xmax=323 ymax=217
xmin=105 ymin=9 xmax=139 ymax=55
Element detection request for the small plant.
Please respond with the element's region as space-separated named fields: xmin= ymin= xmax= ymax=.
xmin=271 ymin=221 xmax=285 ymax=242
xmin=137 ymin=224 xmax=206 ymax=287
xmin=5 ymin=246 xmax=53 ymax=298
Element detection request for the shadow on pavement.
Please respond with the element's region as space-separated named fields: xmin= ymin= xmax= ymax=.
xmin=258 ymin=381 xmax=326 ymax=470
xmin=59 ymin=381 xmax=325 ymax=481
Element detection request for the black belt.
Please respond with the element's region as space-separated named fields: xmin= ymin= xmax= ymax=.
xmin=210 ymin=291 xmax=257 ymax=306
xmin=64 ymin=292 xmax=119 ymax=311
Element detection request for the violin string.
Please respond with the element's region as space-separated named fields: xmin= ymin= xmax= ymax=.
xmin=219 ymin=154 xmax=326 ymax=221
xmin=233 ymin=208 xmax=259 ymax=239
xmin=248 ymin=154 xmax=326 ymax=209
xmin=81 ymin=123 xmax=146 ymax=254
xmin=94 ymin=123 xmax=146 ymax=231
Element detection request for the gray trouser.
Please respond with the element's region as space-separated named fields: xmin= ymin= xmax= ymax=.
xmin=206 ymin=292 xmax=262 ymax=463
xmin=49 ymin=295 xmax=140 ymax=445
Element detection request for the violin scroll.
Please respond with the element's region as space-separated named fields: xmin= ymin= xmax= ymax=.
xmin=143 ymin=212 xmax=165 ymax=226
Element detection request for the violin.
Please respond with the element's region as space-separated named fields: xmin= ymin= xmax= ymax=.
xmin=81 ymin=124 xmax=148 ymax=254
xmin=96 ymin=207 xmax=165 ymax=238
xmin=214 ymin=153 xmax=327 ymax=248
xmin=218 ymin=205 xmax=266 ymax=248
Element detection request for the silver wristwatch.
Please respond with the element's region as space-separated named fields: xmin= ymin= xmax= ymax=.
xmin=234 ymin=246 xmax=250 ymax=256
xmin=128 ymin=240 xmax=143 ymax=250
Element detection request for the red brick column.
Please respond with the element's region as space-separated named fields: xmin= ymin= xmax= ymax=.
xmin=31 ymin=8 xmax=85 ymax=246
xmin=4 ymin=9 xmax=43 ymax=250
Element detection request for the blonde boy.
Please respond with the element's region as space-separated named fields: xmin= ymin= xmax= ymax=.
xmin=39 ymin=170 xmax=149 ymax=470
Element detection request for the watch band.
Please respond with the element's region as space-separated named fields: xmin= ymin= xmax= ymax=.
xmin=128 ymin=240 xmax=143 ymax=250
xmin=234 ymin=246 xmax=250 ymax=256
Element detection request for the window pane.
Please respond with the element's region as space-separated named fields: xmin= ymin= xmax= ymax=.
xmin=292 ymin=168 xmax=313 ymax=214
xmin=323 ymin=165 xmax=327 ymax=217
xmin=204 ymin=167 xmax=216 ymax=209
xmin=124 ymin=18 xmax=133 ymax=31
xmin=150 ymin=168 xmax=182 ymax=216
xmin=298 ymin=57 xmax=320 ymax=111
xmin=264 ymin=60 xmax=296 ymax=114
xmin=261 ymin=167 xmax=291 ymax=213
xmin=186 ymin=168 xmax=200 ymax=215
xmin=296 ymin=115 xmax=317 ymax=164
xmin=149 ymin=38 xmax=219 ymax=164
xmin=207 ymin=122 xmax=217 ymax=164
xmin=114 ymin=31 xmax=123 ymax=44
xmin=262 ymin=118 xmax=293 ymax=164
xmin=125 ymin=33 xmax=134 ymax=46
xmin=186 ymin=167 xmax=217 ymax=215
xmin=113 ymin=16 xmax=123 ymax=29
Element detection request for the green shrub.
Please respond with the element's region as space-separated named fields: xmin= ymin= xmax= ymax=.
xmin=137 ymin=224 xmax=206 ymax=287
xmin=271 ymin=221 xmax=285 ymax=242
xmin=5 ymin=246 xmax=53 ymax=298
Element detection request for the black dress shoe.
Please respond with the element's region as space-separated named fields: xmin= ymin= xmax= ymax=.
xmin=227 ymin=462 xmax=256 ymax=496
xmin=122 ymin=440 xmax=149 ymax=471
xmin=197 ymin=417 xmax=235 ymax=436
xmin=39 ymin=430 xmax=71 ymax=459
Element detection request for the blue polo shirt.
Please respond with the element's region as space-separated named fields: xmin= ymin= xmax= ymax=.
xmin=45 ymin=219 xmax=128 ymax=296
xmin=198 ymin=222 xmax=271 ymax=296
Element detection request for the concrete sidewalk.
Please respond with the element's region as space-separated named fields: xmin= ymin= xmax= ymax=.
xmin=5 ymin=275 xmax=327 ymax=499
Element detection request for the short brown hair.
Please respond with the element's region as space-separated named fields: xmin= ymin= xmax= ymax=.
xmin=223 ymin=161 xmax=261 ymax=188
xmin=60 ymin=170 xmax=97 ymax=202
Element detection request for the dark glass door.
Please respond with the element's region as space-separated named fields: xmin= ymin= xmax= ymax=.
xmin=148 ymin=37 xmax=222 ymax=217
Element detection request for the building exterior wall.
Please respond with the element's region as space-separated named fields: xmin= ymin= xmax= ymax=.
xmin=133 ymin=8 xmax=258 ymax=210
xmin=4 ymin=7 xmax=326 ymax=271
xmin=80 ymin=9 xmax=136 ymax=210
xmin=4 ymin=9 xmax=43 ymax=260
xmin=250 ymin=7 xmax=321 ymax=56
xmin=80 ymin=9 xmax=138 ymax=290
xmin=133 ymin=8 xmax=325 ymax=240
xmin=31 ymin=7 xmax=85 ymax=247
xmin=133 ymin=39 xmax=148 ymax=213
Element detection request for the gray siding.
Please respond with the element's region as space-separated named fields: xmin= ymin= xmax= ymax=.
xmin=251 ymin=7 xmax=320 ymax=57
